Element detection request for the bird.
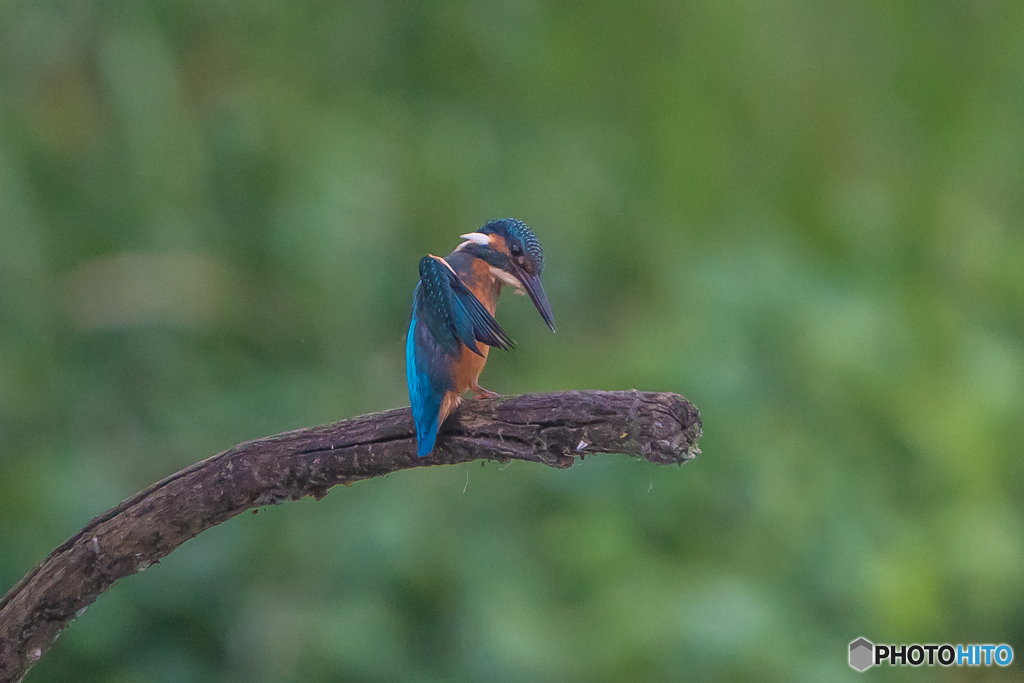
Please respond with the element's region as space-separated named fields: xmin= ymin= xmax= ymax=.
xmin=406 ymin=218 xmax=556 ymax=457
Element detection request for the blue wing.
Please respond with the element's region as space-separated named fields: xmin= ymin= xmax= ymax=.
xmin=406 ymin=256 xmax=514 ymax=456
xmin=415 ymin=256 xmax=515 ymax=356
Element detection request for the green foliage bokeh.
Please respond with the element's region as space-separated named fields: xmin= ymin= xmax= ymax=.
xmin=2 ymin=1 xmax=1023 ymax=680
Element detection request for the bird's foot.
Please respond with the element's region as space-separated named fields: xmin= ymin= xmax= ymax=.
xmin=471 ymin=383 xmax=500 ymax=399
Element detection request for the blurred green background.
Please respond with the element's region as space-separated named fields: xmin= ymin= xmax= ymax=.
xmin=2 ymin=0 xmax=1023 ymax=680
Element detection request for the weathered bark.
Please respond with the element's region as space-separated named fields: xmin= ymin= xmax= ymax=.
xmin=0 ymin=390 xmax=701 ymax=682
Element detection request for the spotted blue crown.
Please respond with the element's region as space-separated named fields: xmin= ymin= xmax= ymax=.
xmin=481 ymin=218 xmax=545 ymax=274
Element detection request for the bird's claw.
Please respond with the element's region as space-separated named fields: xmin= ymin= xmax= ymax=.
xmin=471 ymin=383 xmax=500 ymax=399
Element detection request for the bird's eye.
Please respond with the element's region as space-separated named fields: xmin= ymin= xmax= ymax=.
xmin=511 ymin=243 xmax=522 ymax=256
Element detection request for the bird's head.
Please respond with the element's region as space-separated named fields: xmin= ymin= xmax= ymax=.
xmin=457 ymin=218 xmax=555 ymax=332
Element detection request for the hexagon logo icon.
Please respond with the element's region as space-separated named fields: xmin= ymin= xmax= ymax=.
xmin=849 ymin=637 xmax=874 ymax=671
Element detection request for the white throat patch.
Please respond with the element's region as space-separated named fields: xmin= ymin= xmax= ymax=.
xmin=488 ymin=265 xmax=524 ymax=291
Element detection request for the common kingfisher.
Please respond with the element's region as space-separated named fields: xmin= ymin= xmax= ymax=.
xmin=406 ymin=218 xmax=556 ymax=457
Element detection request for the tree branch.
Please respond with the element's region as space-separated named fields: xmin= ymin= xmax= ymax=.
xmin=0 ymin=390 xmax=701 ymax=682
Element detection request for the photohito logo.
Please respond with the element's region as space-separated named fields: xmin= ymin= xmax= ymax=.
xmin=849 ymin=638 xmax=1013 ymax=671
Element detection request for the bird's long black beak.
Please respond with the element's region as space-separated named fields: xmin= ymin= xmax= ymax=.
xmin=518 ymin=270 xmax=556 ymax=333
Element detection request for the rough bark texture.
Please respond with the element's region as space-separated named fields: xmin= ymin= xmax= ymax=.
xmin=0 ymin=390 xmax=701 ymax=682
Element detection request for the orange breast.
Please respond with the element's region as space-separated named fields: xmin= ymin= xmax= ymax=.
xmin=453 ymin=343 xmax=489 ymax=394
xmin=463 ymin=257 xmax=500 ymax=315
xmin=445 ymin=254 xmax=502 ymax=396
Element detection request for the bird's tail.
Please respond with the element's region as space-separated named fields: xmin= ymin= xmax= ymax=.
xmin=416 ymin=411 xmax=440 ymax=457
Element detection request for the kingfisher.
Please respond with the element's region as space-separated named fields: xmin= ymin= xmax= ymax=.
xmin=406 ymin=218 xmax=556 ymax=457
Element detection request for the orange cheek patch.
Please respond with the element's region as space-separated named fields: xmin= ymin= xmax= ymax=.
xmin=489 ymin=234 xmax=511 ymax=255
